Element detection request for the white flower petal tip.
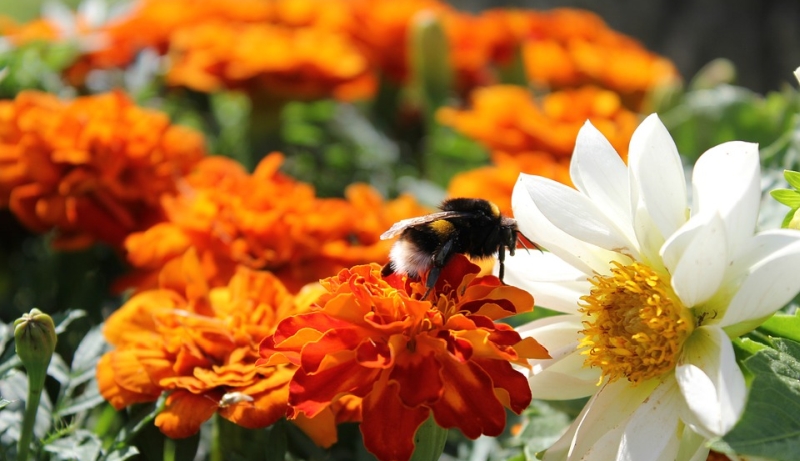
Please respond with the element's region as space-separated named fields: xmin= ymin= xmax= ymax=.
xmin=628 ymin=114 xmax=688 ymax=260
xmin=676 ymin=326 xmax=747 ymax=438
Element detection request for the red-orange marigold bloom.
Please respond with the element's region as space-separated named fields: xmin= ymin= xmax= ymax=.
xmin=97 ymin=249 xmax=338 ymax=444
xmin=0 ymin=90 xmax=205 ymax=249
xmin=120 ymin=153 xmax=431 ymax=293
xmin=259 ymin=255 xmax=549 ymax=461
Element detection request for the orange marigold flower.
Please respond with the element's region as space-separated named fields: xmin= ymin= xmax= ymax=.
xmin=440 ymin=85 xmax=634 ymax=216
xmin=447 ymin=152 xmax=571 ymax=217
xmin=259 ymin=255 xmax=549 ymax=461
xmin=519 ymin=9 xmax=680 ymax=105
xmin=120 ymin=153 xmax=431 ymax=293
xmin=0 ymin=90 xmax=205 ymax=249
xmin=438 ymin=85 xmax=638 ymax=161
xmin=166 ymin=20 xmax=374 ymax=100
xmin=97 ymin=249 xmax=338 ymax=444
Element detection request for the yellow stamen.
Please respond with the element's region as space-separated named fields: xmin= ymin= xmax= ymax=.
xmin=578 ymin=260 xmax=694 ymax=385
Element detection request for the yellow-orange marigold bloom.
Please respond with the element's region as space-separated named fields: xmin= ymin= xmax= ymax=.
xmin=97 ymin=249 xmax=337 ymax=444
xmin=121 ymin=153 xmax=431 ymax=293
xmin=0 ymin=90 xmax=205 ymax=249
xmin=259 ymin=255 xmax=549 ymax=461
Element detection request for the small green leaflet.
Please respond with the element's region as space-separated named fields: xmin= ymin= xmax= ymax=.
xmin=770 ymin=189 xmax=800 ymax=208
xmin=784 ymin=170 xmax=800 ymax=189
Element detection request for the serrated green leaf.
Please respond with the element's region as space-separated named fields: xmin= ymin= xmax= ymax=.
xmin=770 ymin=189 xmax=800 ymax=207
xmin=784 ymin=170 xmax=800 ymax=189
xmin=70 ymin=325 xmax=108 ymax=376
xmin=518 ymin=400 xmax=573 ymax=458
xmin=43 ymin=429 xmax=102 ymax=461
xmin=57 ymin=380 xmax=104 ymax=417
xmin=759 ymin=313 xmax=800 ymax=342
xmin=104 ymin=446 xmax=139 ymax=461
xmin=724 ymin=339 xmax=800 ymax=459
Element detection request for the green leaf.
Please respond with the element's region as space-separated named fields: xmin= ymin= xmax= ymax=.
xmin=784 ymin=170 xmax=800 ymax=189
xmin=759 ymin=313 xmax=800 ymax=342
xmin=723 ymin=339 xmax=800 ymax=459
xmin=517 ymin=400 xmax=575 ymax=458
xmin=770 ymin=189 xmax=800 ymax=208
xmin=264 ymin=420 xmax=288 ymax=461
xmin=0 ymin=398 xmax=10 ymax=410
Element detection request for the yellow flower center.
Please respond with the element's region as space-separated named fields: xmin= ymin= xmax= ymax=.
xmin=578 ymin=260 xmax=694 ymax=385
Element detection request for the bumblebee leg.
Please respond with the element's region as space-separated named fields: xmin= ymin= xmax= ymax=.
xmin=424 ymin=238 xmax=456 ymax=298
xmin=498 ymin=243 xmax=506 ymax=282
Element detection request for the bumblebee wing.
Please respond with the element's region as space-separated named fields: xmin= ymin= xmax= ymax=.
xmin=380 ymin=211 xmax=472 ymax=240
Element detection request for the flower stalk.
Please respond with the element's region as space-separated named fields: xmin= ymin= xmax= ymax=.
xmin=14 ymin=308 xmax=57 ymax=461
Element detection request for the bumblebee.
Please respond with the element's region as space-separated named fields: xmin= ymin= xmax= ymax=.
xmin=380 ymin=198 xmax=519 ymax=296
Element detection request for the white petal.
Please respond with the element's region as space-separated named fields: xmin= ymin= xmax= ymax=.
xmin=503 ymin=249 xmax=591 ymax=315
xmin=524 ymin=175 xmax=639 ymax=259
xmin=676 ymin=326 xmax=746 ymax=437
xmin=570 ymin=121 xmax=634 ymax=239
xmin=517 ymin=315 xmax=601 ymax=400
xmin=513 ymin=175 xmax=624 ymax=274
xmin=560 ymin=380 xmax=659 ymax=461
xmin=662 ymin=212 xmax=727 ymax=307
xmin=628 ymin=115 xmax=688 ymax=261
xmin=691 ymin=141 xmax=760 ymax=257
xmin=720 ymin=233 xmax=800 ymax=329
xmin=617 ymin=378 xmax=682 ymax=461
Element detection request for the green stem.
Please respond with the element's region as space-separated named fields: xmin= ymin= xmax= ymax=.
xmin=210 ymin=413 xmax=223 ymax=461
xmin=18 ymin=373 xmax=45 ymax=461
xmin=163 ymin=438 xmax=176 ymax=461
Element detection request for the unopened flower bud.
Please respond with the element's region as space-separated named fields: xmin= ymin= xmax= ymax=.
xmin=14 ymin=309 xmax=57 ymax=386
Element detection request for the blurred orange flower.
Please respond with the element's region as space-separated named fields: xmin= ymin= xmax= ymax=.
xmin=166 ymin=20 xmax=374 ymax=100
xmin=0 ymin=90 xmax=205 ymax=249
xmin=518 ymin=8 xmax=679 ymax=106
xmin=259 ymin=255 xmax=549 ymax=461
xmin=439 ymin=85 xmax=637 ymax=214
xmin=97 ymin=249 xmax=339 ymax=444
xmin=121 ymin=153 xmax=430 ymax=293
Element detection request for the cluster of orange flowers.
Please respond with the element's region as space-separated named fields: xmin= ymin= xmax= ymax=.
xmin=121 ymin=152 xmax=429 ymax=293
xmin=440 ymin=85 xmax=639 ymax=215
xmin=97 ymin=249 xmax=342 ymax=444
xmin=260 ymin=255 xmax=548 ymax=461
xmin=0 ymin=90 xmax=205 ymax=249
xmin=3 ymin=0 xmax=677 ymax=101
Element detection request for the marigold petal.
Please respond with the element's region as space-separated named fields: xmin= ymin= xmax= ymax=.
xmin=361 ymin=378 xmax=430 ymax=461
xmin=390 ymin=336 xmax=444 ymax=407
xmin=472 ymin=358 xmax=532 ymax=414
xmin=219 ymin=368 xmax=293 ymax=429
xmin=429 ymin=355 xmax=506 ymax=438
xmin=289 ymin=360 xmax=380 ymax=419
xmin=291 ymin=410 xmax=339 ymax=448
xmin=96 ymin=353 xmax=161 ymax=409
xmin=155 ymin=390 xmax=219 ymax=439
